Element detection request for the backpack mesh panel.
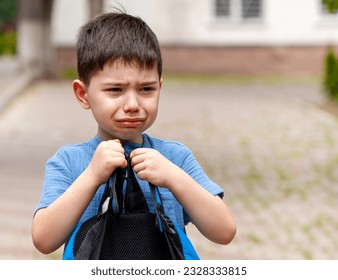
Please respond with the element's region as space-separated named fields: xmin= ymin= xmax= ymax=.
xmin=74 ymin=211 xmax=182 ymax=260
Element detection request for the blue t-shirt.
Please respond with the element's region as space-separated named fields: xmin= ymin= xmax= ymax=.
xmin=35 ymin=134 xmax=224 ymax=248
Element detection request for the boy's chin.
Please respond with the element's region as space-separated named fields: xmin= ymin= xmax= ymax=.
xmin=98 ymin=128 xmax=144 ymax=144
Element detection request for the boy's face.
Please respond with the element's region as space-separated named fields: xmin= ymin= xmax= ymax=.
xmin=73 ymin=60 xmax=162 ymax=143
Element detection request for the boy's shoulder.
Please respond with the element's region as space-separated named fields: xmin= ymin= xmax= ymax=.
xmin=51 ymin=136 xmax=99 ymax=161
xmin=145 ymin=134 xmax=188 ymax=150
xmin=144 ymin=134 xmax=192 ymax=161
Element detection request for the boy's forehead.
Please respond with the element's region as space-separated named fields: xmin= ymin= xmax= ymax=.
xmin=104 ymin=59 xmax=159 ymax=75
xmin=88 ymin=59 xmax=160 ymax=83
xmin=108 ymin=58 xmax=156 ymax=69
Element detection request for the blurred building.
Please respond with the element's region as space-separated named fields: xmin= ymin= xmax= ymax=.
xmin=52 ymin=0 xmax=338 ymax=76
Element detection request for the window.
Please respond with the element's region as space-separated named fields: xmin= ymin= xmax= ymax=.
xmin=215 ymin=0 xmax=230 ymax=17
xmin=242 ymin=0 xmax=261 ymax=18
xmin=215 ymin=0 xmax=263 ymax=21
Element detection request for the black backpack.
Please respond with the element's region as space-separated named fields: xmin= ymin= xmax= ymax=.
xmin=63 ymin=157 xmax=200 ymax=260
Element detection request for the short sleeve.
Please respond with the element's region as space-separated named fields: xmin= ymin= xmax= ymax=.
xmin=34 ymin=149 xmax=74 ymax=213
xmin=180 ymin=148 xmax=224 ymax=224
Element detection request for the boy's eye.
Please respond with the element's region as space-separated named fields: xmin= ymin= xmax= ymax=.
xmin=106 ymin=87 xmax=122 ymax=93
xmin=111 ymin=88 xmax=122 ymax=92
xmin=140 ymin=87 xmax=155 ymax=93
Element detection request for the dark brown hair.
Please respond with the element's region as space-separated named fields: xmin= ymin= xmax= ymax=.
xmin=76 ymin=12 xmax=162 ymax=85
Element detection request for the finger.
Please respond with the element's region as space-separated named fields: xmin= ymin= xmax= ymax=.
xmin=108 ymin=151 xmax=127 ymax=169
xmin=130 ymin=148 xmax=146 ymax=166
xmin=132 ymin=157 xmax=147 ymax=173
xmin=116 ymin=157 xmax=128 ymax=169
xmin=106 ymin=140 xmax=125 ymax=154
xmin=130 ymin=152 xmax=148 ymax=168
xmin=130 ymin=148 xmax=149 ymax=158
xmin=107 ymin=139 xmax=122 ymax=148
xmin=108 ymin=139 xmax=121 ymax=143
xmin=134 ymin=169 xmax=148 ymax=181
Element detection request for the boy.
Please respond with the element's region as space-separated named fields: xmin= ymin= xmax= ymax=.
xmin=32 ymin=11 xmax=236 ymax=258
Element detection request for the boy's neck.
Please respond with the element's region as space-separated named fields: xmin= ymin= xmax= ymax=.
xmin=97 ymin=132 xmax=144 ymax=145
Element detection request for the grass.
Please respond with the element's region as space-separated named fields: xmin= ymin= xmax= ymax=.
xmin=246 ymin=233 xmax=262 ymax=244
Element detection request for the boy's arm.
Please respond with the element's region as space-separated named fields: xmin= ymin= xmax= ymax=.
xmin=32 ymin=140 xmax=127 ymax=254
xmin=32 ymin=168 xmax=102 ymax=254
xmin=130 ymin=148 xmax=237 ymax=245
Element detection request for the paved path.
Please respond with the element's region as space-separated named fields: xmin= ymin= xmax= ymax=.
xmin=1 ymin=74 xmax=338 ymax=260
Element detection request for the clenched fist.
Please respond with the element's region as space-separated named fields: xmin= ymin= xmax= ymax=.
xmin=87 ymin=139 xmax=127 ymax=186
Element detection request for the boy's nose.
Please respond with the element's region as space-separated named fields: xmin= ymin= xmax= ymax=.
xmin=123 ymin=92 xmax=140 ymax=112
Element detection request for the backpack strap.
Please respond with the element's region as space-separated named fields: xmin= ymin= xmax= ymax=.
xmin=75 ymin=172 xmax=117 ymax=260
xmin=149 ymin=183 xmax=184 ymax=260
xmin=124 ymin=157 xmax=149 ymax=212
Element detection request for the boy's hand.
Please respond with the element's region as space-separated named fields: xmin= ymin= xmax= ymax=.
xmin=87 ymin=140 xmax=127 ymax=186
xmin=130 ymin=148 xmax=179 ymax=188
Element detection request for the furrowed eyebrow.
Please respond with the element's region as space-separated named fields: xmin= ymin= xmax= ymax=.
xmin=140 ymin=81 xmax=158 ymax=86
xmin=102 ymin=81 xmax=158 ymax=86
xmin=102 ymin=82 xmax=127 ymax=86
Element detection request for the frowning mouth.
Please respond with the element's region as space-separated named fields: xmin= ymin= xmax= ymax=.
xmin=116 ymin=118 xmax=145 ymax=128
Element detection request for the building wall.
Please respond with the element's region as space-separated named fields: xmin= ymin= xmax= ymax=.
xmin=55 ymin=44 xmax=337 ymax=77
xmin=161 ymin=45 xmax=334 ymax=75
xmin=51 ymin=0 xmax=338 ymax=76
xmin=52 ymin=0 xmax=88 ymax=46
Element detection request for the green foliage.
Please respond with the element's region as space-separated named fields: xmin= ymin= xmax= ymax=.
xmin=0 ymin=0 xmax=16 ymax=31
xmin=0 ymin=0 xmax=16 ymax=55
xmin=0 ymin=31 xmax=16 ymax=55
xmin=61 ymin=68 xmax=78 ymax=80
xmin=323 ymin=48 xmax=338 ymax=101
xmin=322 ymin=0 xmax=338 ymax=13
xmin=322 ymin=1 xmax=338 ymax=101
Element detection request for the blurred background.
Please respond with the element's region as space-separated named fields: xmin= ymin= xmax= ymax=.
xmin=1 ymin=0 xmax=338 ymax=260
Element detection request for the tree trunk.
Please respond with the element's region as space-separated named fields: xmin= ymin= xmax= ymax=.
xmin=17 ymin=0 xmax=54 ymax=77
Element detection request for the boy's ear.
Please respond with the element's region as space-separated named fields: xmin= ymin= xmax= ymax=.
xmin=73 ymin=79 xmax=90 ymax=109
xmin=160 ymin=78 xmax=163 ymax=89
